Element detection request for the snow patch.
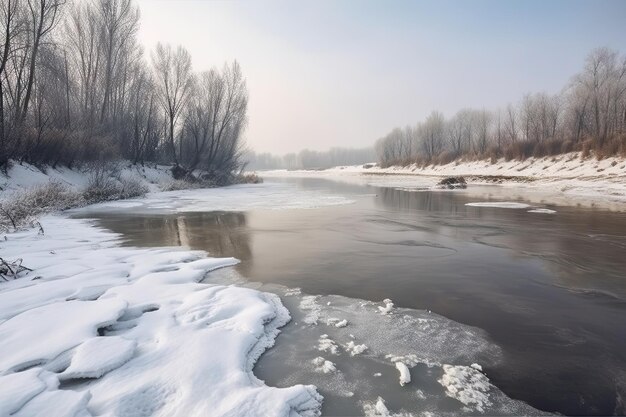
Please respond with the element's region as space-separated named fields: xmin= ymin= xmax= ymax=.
xmin=327 ymin=317 xmax=348 ymax=327
xmin=438 ymin=364 xmax=492 ymax=412
xmin=362 ymin=396 xmax=412 ymax=417
xmin=345 ymin=341 xmax=368 ymax=356
xmin=312 ymin=357 xmax=337 ymax=374
xmin=317 ymin=334 xmax=340 ymax=355
xmin=300 ymin=295 xmax=322 ymax=325
xmin=378 ymin=298 xmax=394 ymax=315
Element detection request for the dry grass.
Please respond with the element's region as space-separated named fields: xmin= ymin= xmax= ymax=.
xmin=0 ymin=181 xmax=83 ymax=232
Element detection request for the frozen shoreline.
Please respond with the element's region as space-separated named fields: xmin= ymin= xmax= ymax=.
xmin=261 ymin=152 xmax=626 ymax=210
xmin=0 ymin=215 xmax=323 ymax=417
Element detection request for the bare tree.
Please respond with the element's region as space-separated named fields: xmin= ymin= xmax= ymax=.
xmin=97 ymin=0 xmax=139 ymax=123
xmin=0 ymin=0 xmax=23 ymax=166
xmin=421 ymin=111 xmax=445 ymax=160
xmin=20 ymin=0 xmax=65 ymax=123
xmin=151 ymin=43 xmax=193 ymax=166
xmin=182 ymin=61 xmax=248 ymax=173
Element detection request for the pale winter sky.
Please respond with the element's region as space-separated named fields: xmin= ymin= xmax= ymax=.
xmin=136 ymin=0 xmax=626 ymax=154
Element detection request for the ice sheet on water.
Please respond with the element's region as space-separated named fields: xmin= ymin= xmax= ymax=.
xmin=465 ymin=202 xmax=531 ymax=209
xmin=78 ymin=182 xmax=355 ymax=214
xmin=527 ymin=208 xmax=557 ymax=214
xmin=255 ymin=289 xmax=545 ymax=416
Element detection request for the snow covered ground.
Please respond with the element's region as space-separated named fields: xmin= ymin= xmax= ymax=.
xmin=0 ymin=162 xmax=173 ymax=195
xmin=0 ymin=216 xmax=322 ymax=417
xmin=262 ymin=152 xmax=626 ymax=210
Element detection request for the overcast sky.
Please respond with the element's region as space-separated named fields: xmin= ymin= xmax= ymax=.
xmin=136 ymin=0 xmax=626 ymax=154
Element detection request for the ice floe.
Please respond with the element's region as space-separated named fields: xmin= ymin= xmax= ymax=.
xmin=395 ymin=362 xmax=411 ymax=386
xmin=317 ymin=334 xmax=340 ymax=355
xmin=465 ymin=202 xmax=531 ymax=209
xmin=527 ymin=208 xmax=557 ymax=214
xmin=312 ymin=357 xmax=337 ymax=374
xmin=378 ymin=298 xmax=395 ymax=315
xmin=345 ymin=341 xmax=368 ymax=356
xmin=438 ymin=364 xmax=492 ymax=412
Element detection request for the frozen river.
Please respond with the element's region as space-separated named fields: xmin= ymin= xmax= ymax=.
xmin=75 ymin=175 xmax=626 ymax=416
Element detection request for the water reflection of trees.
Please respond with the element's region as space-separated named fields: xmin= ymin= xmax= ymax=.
xmin=97 ymin=212 xmax=253 ymax=267
xmin=377 ymin=187 xmax=468 ymax=214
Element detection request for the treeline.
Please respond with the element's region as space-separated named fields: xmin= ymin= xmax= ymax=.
xmin=246 ymin=147 xmax=375 ymax=170
xmin=377 ymin=48 xmax=626 ymax=167
xmin=0 ymin=0 xmax=248 ymax=175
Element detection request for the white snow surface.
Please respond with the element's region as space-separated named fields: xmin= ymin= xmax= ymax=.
xmin=0 ymin=216 xmax=322 ymax=417
xmin=262 ymin=151 xmax=626 ymax=210
xmin=59 ymin=336 xmax=137 ymax=380
xmin=0 ymin=161 xmax=173 ymax=194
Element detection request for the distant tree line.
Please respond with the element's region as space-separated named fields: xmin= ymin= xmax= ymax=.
xmin=246 ymin=147 xmax=376 ymax=170
xmin=0 ymin=0 xmax=248 ymax=175
xmin=376 ymin=48 xmax=626 ymax=167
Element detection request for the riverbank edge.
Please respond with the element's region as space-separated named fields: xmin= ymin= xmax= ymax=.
xmin=263 ymin=152 xmax=626 ymax=208
xmin=0 ymin=161 xmax=260 ymax=232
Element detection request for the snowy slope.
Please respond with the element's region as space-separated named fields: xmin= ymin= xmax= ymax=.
xmin=0 ymin=162 xmax=174 ymax=194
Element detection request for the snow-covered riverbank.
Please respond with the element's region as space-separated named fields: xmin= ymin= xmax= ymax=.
xmin=263 ymin=152 xmax=626 ymax=209
xmin=0 ymin=162 xmax=174 ymax=195
xmin=0 ymin=216 xmax=322 ymax=417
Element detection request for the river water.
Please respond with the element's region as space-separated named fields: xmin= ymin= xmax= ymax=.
xmin=74 ymin=175 xmax=626 ymax=416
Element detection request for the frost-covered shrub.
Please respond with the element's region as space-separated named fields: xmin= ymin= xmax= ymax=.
xmin=233 ymin=173 xmax=263 ymax=184
xmin=118 ymin=176 xmax=149 ymax=199
xmin=82 ymin=161 xmax=148 ymax=203
xmin=0 ymin=181 xmax=83 ymax=231
xmin=83 ymin=174 xmax=148 ymax=203
xmin=160 ymin=179 xmax=201 ymax=191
